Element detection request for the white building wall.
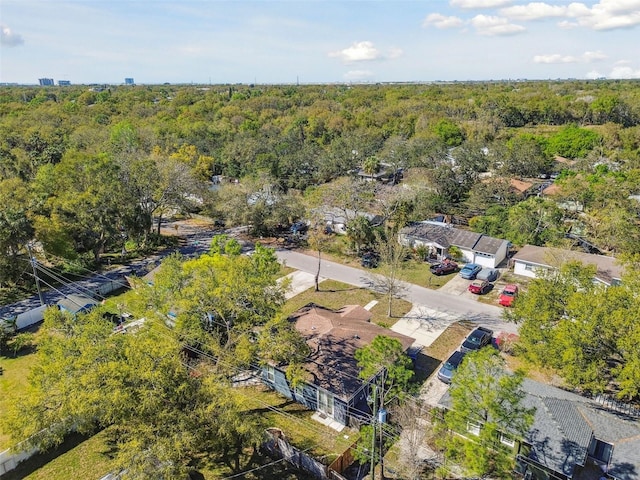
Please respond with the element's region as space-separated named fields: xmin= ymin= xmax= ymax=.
xmin=514 ymin=261 xmax=542 ymax=278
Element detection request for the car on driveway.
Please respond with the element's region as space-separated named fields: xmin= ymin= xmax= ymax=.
xmin=437 ymin=350 xmax=466 ymax=384
xmin=476 ymin=268 xmax=499 ymax=282
xmin=430 ymin=260 xmax=459 ymax=275
xmin=461 ymin=326 xmax=493 ymax=353
xmin=361 ymin=252 xmax=379 ymax=268
xmin=459 ymin=263 xmax=482 ymax=279
xmin=468 ymin=280 xmax=492 ymax=295
xmin=290 ymin=221 xmax=308 ymax=235
xmin=499 ymin=284 xmax=519 ymax=307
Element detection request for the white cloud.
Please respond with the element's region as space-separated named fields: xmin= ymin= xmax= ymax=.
xmin=499 ymin=1 xmax=640 ymax=30
xmin=328 ymin=41 xmax=403 ymax=64
xmin=609 ymin=65 xmax=640 ymax=78
xmin=470 ymin=14 xmax=526 ymax=35
xmin=1 ymin=25 xmax=24 ymax=47
xmin=344 ymin=70 xmax=374 ymax=81
xmin=533 ymin=54 xmax=579 ymax=63
xmin=582 ymin=50 xmax=607 ymax=61
xmin=585 ymin=70 xmax=603 ymax=79
xmin=329 ymin=41 xmax=381 ymax=63
xmin=450 ymin=0 xmax=513 ymax=8
xmin=423 ymin=13 xmax=465 ymax=28
xmin=533 ymin=51 xmax=607 ymax=64
xmin=500 ymin=2 xmax=568 ymax=20
xmin=558 ymin=20 xmax=579 ymax=28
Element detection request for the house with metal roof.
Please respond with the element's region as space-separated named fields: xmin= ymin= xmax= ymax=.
xmin=261 ymin=303 xmax=415 ymax=429
xmin=512 ymin=245 xmax=623 ymax=286
xmin=398 ymin=221 xmax=509 ymax=268
xmin=439 ymin=378 xmax=640 ymax=480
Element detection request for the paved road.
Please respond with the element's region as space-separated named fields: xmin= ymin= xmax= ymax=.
xmin=0 ymin=224 xmax=221 ymax=322
xmin=275 ymin=249 xmax=518 ymax=334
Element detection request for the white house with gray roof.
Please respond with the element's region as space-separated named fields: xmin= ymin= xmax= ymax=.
xmin=398 ymin=221 xmax=509 ymax=268
xmin=512 ymin=245 xmax=623 ymax=286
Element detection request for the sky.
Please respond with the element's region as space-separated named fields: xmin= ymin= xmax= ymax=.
xmin=1 ymin=0 xmax=639 ymax=85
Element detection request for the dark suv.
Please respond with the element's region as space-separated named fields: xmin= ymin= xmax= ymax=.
xmin=361 ymin=252 xmax=379 ymax=268
xmin=460 ymin=326 xmax=493 ymax=353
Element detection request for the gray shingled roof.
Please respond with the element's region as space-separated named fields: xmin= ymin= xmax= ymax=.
xmin=439 ymin=378 xmax=640 ymax=480
xmin=399 ymin=222 xmax=507 ymax=255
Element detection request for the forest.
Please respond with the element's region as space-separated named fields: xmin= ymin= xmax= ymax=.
xmin=1 ymin=79 xmax=640 ymax=479
xmin=1 ymin=79 xmax=639 ymax=292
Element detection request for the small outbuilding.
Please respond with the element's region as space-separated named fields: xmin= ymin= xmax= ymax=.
xmin=57 ymin=294 xmax=98 ymax=316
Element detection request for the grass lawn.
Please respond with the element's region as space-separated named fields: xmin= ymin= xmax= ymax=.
xmin=0 ymin=429 xmax=118 ymax=480
xmin=3 ymin=387 xmax=357 ymax=480
xmin=281 ymin=279 xmax=412 ymax=328
xmin=0 ymin=335 xmax=42 ymax=451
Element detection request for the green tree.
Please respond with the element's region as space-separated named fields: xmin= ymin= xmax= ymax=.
xmin=362 ymin=155 xmax=381 ymax=180
xmin=439 ymin=348 xmax=535 ymax=479
xmin=0 ymin=178 xmax=34 ymax=284
xmin=546 ymin=125 xmax=600 ymax=159
xmin=432 ymin=119 xmax=464 ymax=147
xmin=506 ymin=197 xmax=565 ymax=246
xmin=355 ymin=335 xmax=414 ymax=402
xmin=2 ymin=308 xmax=266 ymax=480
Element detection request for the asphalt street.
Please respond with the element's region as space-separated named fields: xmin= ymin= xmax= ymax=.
xmin=274 ymin=248 xmax=518 ymax=334
xmin=2 ymin=225 xmax=517 ymax=336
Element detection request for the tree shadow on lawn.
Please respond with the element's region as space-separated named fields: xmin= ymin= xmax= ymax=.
xmin=412 ymin=352 xmax=442 ymax=385
xmin=0 ymin=432 xmax=98 ymax=480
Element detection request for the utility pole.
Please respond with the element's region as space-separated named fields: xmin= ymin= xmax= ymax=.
xmin=27 ymin=243 xmax=45 ymax=306
xmin=370 ymin=380 xmax=378 ymax=480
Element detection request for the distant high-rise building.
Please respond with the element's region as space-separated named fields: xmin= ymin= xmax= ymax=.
xmin=38 ymin=78 xmax=54 ymax=86
xmin=58 ymin=80 xmax=71 ymax=86
xmin=125 ymin=78 xmax=134 ymax=85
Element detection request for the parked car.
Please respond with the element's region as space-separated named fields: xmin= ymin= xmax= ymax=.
xmin=461 ymin=326 xmax=493 ymax=353
xmin=430 ymin=260 xmax=459 ymax=275
xmin=499 ymin=284 xmax=519 ymax=307
xmin=468 ymin=280 xmax=492 ymax=295
xmin=437 ymin=350 xmax=466 ymax=384
xmin=459 ymin=263 xmax=482 ymax=279
xmin=290 ymin=221 xmax=308 ymax=234
xmin=361 ymin=252 xmax=379 ymax=268
xmin=476 ymin=268 xmax=499 ymax=282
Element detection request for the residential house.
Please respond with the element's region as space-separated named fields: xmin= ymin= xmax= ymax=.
xmin=398 ymin=221 xmax=510 ymax=268
xmin=316 ymin=207 xmax=384 ymax=235
xmin=512 ymin=244 xmax=623 ymax=286
xmin=261 ymin=303 xmax=415 ymax=428
xmin=541 ymin=183 xmax=585 ymax=212
xmin=57 ymin=294 xmax=98 ymax=316
xmin=510 ymin=178 xmax=535 ymax=198
xmin=439 ymin=378 xmax=640 ymax=480
xmin=356 ymin=163 xmax=403 ymax=184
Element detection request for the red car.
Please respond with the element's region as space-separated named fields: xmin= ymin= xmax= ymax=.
xmin=499 ymin=284 xmax=519 ymax=307
xmin=468 ymin=280 xmax=491 ymax=295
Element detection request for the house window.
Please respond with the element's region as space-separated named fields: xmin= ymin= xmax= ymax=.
xmin=500 ymin=433 xmax=516 ymax=448
xmin=524 ymin=263 xmax=535 ymax=272
xmin=318 ymin=390 xmax=334 ymax=417
xmin=475 ymin=252 xmax=494 ymax=259
xmin=592 ymin=439 xmax=613 ymax=464
xmin=467 ymin=421 xmax=481 ymax=436
xmin=265 ymin=365 xmax=275 ymax=382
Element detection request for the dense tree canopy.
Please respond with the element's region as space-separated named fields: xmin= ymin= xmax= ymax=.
xmin=505 ymin=259 xmax=640 ymax=399
xmin=1 ymin=79 xmax=639 ymax=287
